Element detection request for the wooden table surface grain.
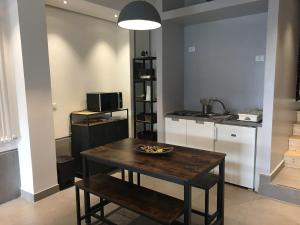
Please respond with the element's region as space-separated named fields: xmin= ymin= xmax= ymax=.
xmin=82 ymin=138 xmax=226 ymax=184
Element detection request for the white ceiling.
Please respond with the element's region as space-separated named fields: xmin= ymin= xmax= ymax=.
xmin=85 ymin=0 xmax=157 ymax=10
xmin=46 ymin=0 xmax=121 ymax=22
xmin=46 ymin=0 xmax=158 ymax=22
xmin=85 ymin=0 xmax=132 ymax=10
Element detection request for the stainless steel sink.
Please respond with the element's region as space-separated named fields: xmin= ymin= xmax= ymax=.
xmin=168 ymin=111 xmax=235 ymax=121
xmin=196 ymin=113 xmax=235 ymax=121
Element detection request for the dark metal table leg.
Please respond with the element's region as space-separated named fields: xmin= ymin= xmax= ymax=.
xmin=75 ymin=187 xmax=81 ymax=225
xmin=121 ymin=169 xmax=125 ymax=181
xmin=100 ymin=197 xmax=104 ymax=218
xmin=217 ymin=159 xmax=225 ymax=225
xmin=128 ymin=171 xmax=134 ymax=184
xmin=83 ymin=156 xmax=91 ymax=224
xmin=205 ymin=189 xmax=209 ymax=225
xmin=184 ymin=182 xmax=192 ymax=225
xmin=137 ymin=173 xmax=141 ymax=186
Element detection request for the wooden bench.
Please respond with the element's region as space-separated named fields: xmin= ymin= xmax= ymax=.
xmin=192 ymin=173 xmax=219 ymax=225
xmin=75 ymin=173 xmax=184 ymax=225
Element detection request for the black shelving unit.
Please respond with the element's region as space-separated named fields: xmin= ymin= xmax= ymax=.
xmin=296 ymin=46 xmax=300 ymax=101
xmin=133 ymin=57 xmax=157 ymax=141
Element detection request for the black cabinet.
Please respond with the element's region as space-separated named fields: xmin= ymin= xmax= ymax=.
xmin=70 ymin=109 xmax=129 ymax=177
xmin=57 ymin=156 xmax=75 ymax=190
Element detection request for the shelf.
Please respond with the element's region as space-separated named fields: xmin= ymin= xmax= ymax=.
xmin=72 ymin=118 xmax=128 ymax=127
xmin=136 ymin=99 xmax=157 ymax=103
xmin=71 ymin=108 xmax=128 ymax=116
xmin=136 ymin=120 xmax=157 ymax=124
xmin=133 ymin=55 xmax=157 ymax=139
xmin=134 ymin=78 xmax=157 ymax=82
xmin=134 ymin=57 xmax=157 ymax=61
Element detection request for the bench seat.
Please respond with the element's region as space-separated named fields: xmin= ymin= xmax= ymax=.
xmin=75 ymin=174 xmax=184 ymax=225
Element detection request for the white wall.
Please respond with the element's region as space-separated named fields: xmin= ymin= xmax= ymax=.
xmin=3 ymin=0 xmax=58 ymax=197
xmin=270 ymin=0 xmax=300 ymax=171
xmin=46 ymin=7 xmax=132 ymax=139
xmin=259 ymin=0 xmax=300 ymax=176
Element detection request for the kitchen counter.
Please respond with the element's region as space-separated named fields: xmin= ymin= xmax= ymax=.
xmin=165 ymin=111 xmax=259 ymax=189
xmin=165 ymin=112 xmax=262 ymax=128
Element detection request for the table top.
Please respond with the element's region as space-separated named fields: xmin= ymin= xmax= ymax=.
xmin=82 ymin=138 xmax=226 ymax=184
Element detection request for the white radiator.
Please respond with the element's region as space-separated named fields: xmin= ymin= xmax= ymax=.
xmin=0 ymin=30 xmax=18 ymax=145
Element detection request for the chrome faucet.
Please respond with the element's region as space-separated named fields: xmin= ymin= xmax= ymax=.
xmin=209 ymin=98 xmax=228 ymax=114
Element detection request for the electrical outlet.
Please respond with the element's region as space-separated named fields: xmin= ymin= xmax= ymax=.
xmin=188 ymin=46 xmax=196 ymax=53
xmin=255 ymin=55 xmax=265 ymax=62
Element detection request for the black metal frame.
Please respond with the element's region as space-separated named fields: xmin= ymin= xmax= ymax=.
xmin=79 ymin=156 xmax=225 ymax=225
xmin=70 ymin=108 xmax=129 ymax=177
xmin=70 ymin=108 xmax=129 ymax=127
xmin=296 ymin=45 xmax=300 ymax=101
xmin=133 ymin=57 xmax=157 ymax=141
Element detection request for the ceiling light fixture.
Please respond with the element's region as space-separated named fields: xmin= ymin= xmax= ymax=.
xmin=63 ymin=0 xmax=68 ymax=5
xmin=114 ymin=14 xmax=118 ymax=18
xmin=117 ymin=1 xmax=161 ymax=30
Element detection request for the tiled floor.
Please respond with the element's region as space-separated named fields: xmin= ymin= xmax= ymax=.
xmin=273 ymin=167 xmax=300 ymax=190
xmin=1 ymin=172 xmax=300 ymax=225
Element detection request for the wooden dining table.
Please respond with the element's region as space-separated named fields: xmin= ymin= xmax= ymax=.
xmin=81 ymin=138 xmax=226 ymax=225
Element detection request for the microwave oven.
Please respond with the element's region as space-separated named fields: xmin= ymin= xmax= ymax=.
xmin=87 ymin=92 xmax=123 ymax=112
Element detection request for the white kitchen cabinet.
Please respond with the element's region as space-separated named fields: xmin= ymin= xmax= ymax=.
xmin=186 ymin=120 xmax=215 ymax=151
xmin=215 ymin=124 xmax=256 ymax=189
xmin=165 ymin=118 xmax=187 ymax=146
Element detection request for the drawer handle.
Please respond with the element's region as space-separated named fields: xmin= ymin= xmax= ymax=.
xmin=231 ymin=134 xmax=237 ymax=137
xmin=196 ymin=120 xmax=204 ymax=124
xmin=171 ymin=118 xmax=179 ymax=122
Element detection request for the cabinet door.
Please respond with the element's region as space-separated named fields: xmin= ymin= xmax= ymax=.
xmin=165 ymin=118 xmax=187 ymax=146
xmin=215 ymin=124 xmax=256 ymax=189
xmin=186 ymin=120 xmax=215 ymax=151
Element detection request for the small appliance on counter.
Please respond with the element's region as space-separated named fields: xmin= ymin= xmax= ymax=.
xmin=238 ymin=110 xmax=263 ymax=122
xmin=87 ymin=92 xmax=122 ymax=112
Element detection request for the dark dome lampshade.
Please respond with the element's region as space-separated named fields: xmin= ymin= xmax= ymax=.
xmin=118 ymin=1 xmax=161 ymax=30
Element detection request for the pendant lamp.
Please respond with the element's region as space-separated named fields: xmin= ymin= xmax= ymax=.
xmin=118 ymin=1 xmax=161 ymax=30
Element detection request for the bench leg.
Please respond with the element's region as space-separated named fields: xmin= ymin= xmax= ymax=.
xmin=205 ymin=190 xmax=209 ymax=225
xmin=84 ymin=192 xmax=91 ymax=224
xmin=82 ymin=156 xmax=91 ymax=224
xmin=100 ymin=197 xmax=105 ymax=218
xmin=75 ymin=187 xmax=81 ymax=225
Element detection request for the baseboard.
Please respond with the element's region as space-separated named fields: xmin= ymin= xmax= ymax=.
xmin=270 ymin=160 xmax=285 ymax=181
xmin=259 ymin=179 xmax=300 ymax=205
xmin=21 ymin=184 xmax=59 ymax=202
xmin=258 ymin=161 xmax=300 ymax=205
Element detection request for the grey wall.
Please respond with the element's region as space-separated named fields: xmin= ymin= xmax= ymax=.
xmin=184 ymin=13 xmax=267 ymax=113
xmin=0 ymin=150 xmax=20 ymax=204
xmin=163 ymin=22 xmax=184 ymax=117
